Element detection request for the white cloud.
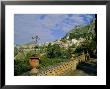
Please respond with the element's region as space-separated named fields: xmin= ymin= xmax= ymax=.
xmin=14 ymin=14 xmax=95 ymax=44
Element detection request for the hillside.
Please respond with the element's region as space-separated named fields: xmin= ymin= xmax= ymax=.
xmin=61 ymin=19 xmax=95 ymax=41
xmin=53 ymin=18 xmax=96 ymax=56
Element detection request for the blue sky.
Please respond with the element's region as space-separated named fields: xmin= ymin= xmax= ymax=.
xmin=14 ymin=14 xmax=95 ymax=45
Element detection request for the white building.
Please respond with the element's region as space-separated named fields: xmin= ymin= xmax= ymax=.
xmin=66 ymin=36 xmax=69 ymax=39
xmin=71 ymin=39 xmax=78 ymax=44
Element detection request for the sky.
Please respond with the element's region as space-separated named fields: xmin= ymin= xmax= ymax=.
xmin=14 ymin=14 xmax=95 ymax=45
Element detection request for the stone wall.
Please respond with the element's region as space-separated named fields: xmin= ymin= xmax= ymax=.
xmin=22 ymin=54 xmax=87 ymax=76
xmin=37 ymin=59 xmax=79 ymax=76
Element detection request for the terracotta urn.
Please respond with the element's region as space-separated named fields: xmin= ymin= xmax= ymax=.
xmin=29 ymin=57 xmax=40 ymax=74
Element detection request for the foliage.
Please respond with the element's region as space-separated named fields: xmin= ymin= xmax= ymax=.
xmin=14 ymin=59 xmax=31 ymax=76
xmin=73 ymin=19 xmax=96 ymax=57
xmin=14 ymin=50 xmax=36 ymax=75
xmin=46 ymin=43 xmax=62 ymax=58
xmin=39 ymin=56 xmax=66 ymax=69
xmin=46 ymin=43 xmax=71 ymax=59
xmin=61 ymin=38 xmax=67 ymax=43
xmin=14 ymin=47 xmax=19 ymax=57
xmin=69 ymin=25 xmax=90 ymax=40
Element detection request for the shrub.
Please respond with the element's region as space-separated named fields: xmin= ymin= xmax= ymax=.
xmin=39 ymin=56 xmax=64 ymax=69
xmin=46 ymin=43 xmax=62 ymax=58
xmin=14 ymin=50 xmax=36 ymax=75
xmin=14 ymin=59 xmax=31 ymax=75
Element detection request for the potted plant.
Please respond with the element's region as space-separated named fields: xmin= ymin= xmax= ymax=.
xmin=29 ymin=35 xmax=40 ymax=75
xmin=29 ymin=55 xmax=40 ymax=74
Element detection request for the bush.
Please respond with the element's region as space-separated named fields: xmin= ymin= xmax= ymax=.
xmin=14 ymin=59 xmax=31 ymax=75
xmin=14 ymin=50 xmax=36 ymax=75
xmin=39 ymin=56 xmax=65 ymax=69
xmin=46 ymin=43 xmax=62 ymax=58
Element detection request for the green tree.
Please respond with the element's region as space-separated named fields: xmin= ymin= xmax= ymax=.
xmin=46 ymin=43 xmax=62 ymax=58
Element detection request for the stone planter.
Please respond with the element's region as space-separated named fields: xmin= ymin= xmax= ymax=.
xmin=29 ymin=57 xmax=40 ymax=74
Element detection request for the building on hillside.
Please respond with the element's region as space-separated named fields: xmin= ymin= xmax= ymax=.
xmin=71 ymin=39 xmax=78 ymax=44
xmin=44 ymin=42 xmax=49 ymax=46
xmin=66 ymin=36 xmax=69 ymax=39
